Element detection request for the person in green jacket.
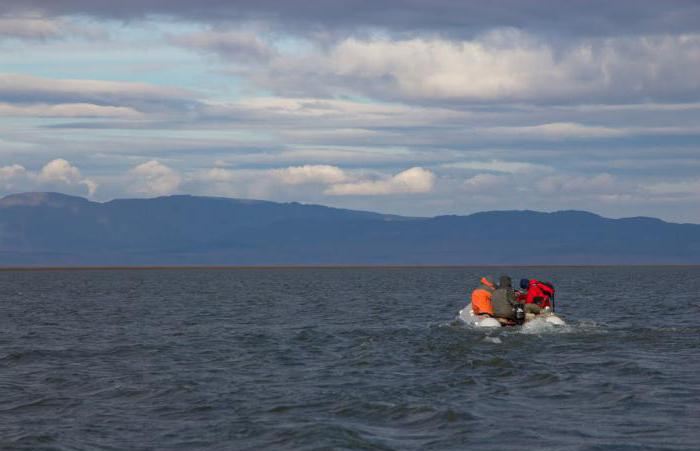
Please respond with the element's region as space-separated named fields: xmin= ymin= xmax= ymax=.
xmin=491 ymin=275 xmax=518 ymax=323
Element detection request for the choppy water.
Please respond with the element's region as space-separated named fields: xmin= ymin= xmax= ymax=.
xmin=0 ymin=267 xmax=699 ymax=450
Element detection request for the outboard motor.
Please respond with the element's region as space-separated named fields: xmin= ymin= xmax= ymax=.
xmin=513 ymin=303 xmax=525 ymax=325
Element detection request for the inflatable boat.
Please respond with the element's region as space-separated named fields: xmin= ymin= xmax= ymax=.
xmin=458 ymin=303 xmax=566 ymax=328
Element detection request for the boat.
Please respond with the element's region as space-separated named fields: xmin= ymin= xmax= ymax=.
xmin=458 ymin=302 xmax=566 ymax=328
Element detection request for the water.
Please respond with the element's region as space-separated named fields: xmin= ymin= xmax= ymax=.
xmin=0 ymin=267 xmax=699 ymax=450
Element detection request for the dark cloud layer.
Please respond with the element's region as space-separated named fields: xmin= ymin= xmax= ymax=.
xmin=4 ymin=0 xmax=700 ymax=38
xmin=0 ymin=74 xmax=200 ymax=113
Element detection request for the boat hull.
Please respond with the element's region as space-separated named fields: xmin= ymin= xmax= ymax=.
xmin=459 ymin=303 xmax=565 ymax=328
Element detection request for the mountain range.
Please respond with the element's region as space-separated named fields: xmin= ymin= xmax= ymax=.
xmin=0 ymin=192 xmax=698 ymax=265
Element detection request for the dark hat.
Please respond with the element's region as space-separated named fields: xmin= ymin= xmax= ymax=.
xmin=498 ymin=275 xmax=512 ymax=288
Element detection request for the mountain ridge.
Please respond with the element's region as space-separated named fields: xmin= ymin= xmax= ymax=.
xmin=2 ymin=191 xmax=688 ymax=225
xmin=0 ymin=192 xmax=698 ymax=265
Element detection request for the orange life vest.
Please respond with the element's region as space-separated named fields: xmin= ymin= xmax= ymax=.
xmin=471 ymin=277 xmax=495 ymax=315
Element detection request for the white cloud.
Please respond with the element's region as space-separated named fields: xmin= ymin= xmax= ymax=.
xmin=129 ymin=160 xmax=182 ymax=196
xmin=0 ymin=163 xmax=26 ymax=178
xmin=37 ymin=158 xmax=98 ymax=196
xmin=200 ymin=167 xmax=238 ymax=183
xmin=645 ymin=179 xmax=700 ymax=198
xmin=38 ymin=159 xmax=82 ymax=184
xmin=486 ymin=122 xmax=625 ymax=139
xmin=271 ymin=164 xmax=348 ymax=185
xmin=326 ymin=167 xmax=435 ymax=196
xmin=328 ymin=34 xmax=542 ymax=101
xmin=188 ymin=165 xmax=437 ymax=199
xmin=0 ymin=159 xmax=97 ymax=196
xmin=206 ymin=96 xmax=467 ymax=126
xmin=0 ymin=163 xmax=28 ymax=191
xmin=446 ymin=160 xmax=554 ymax=174
xmin=459 ymin=171 xmax=647 ymax=205
xmin=462 ymin=173 xmax=510 ymax=192
xmin=238 ymin=30 xmax=700 ymax=104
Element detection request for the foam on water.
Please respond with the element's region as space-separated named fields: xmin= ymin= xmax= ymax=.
xmin=455 ymin=308 xmax=573 ymax=334
xmin=453 ymin=310 xmax=610 ymax=340
xmin=519 ymin=316 xmax=566 ymax=334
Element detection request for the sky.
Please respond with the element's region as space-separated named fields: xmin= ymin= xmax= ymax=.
xmin=1 ymin=1 xmax=700 ymax=223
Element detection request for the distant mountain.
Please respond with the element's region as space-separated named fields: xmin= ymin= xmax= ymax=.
xmin=0 ymin=192 xmax=698 ymax=265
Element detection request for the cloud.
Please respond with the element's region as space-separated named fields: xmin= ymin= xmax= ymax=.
xmin=202 ymin=96 xmax=467 ymax=126
xmin=0 ymin=16 xmax=106 ymax=41
xmin=249 ymin=32 xmax=700 ymax=104
xmin=463 ymin=173 xmax=510 ymax=193
xmin=2 ymin=1 xmax=699 ymax=38
xmin=169 ymin=30 xmax=275 ymax=62
xmin=645 ymin=179 xmax=700 ymax=199
xmin=445 ymin=160 xmax=554 ymax=174
xmin=271 ymin=165 xmax=348 ymax=185
xmin=200 ymin=167 xmax=237 ymax=183
xmin=187 ymin=165 xmax=437 ymax=200
xmin=534 ymin=173 xmax=618 ymax=195
xmin=486 ymin=122 xmax=625 ymax=139
xmin=0 ymin=17 xmax=63 ymax=40
xmin=0 ymin=2 xmax=698 ymax=223
xmin=0 ymin=159 xmax=97 ymax=196
xmin=0 ymin=102 xmax=143 ymax=118
xmin=38 ymin=158 xmax=81 ymax=184
xmin=326 ymin=167 xmax=435 ymax=196
xmin=459 ymin=171 xmax=646 ymax=206
xmin=0 ymin=164 xmax=28 ymax=191
xmin=129 ymin=160 xmax=182 ymax=196
xmin=37 ymin=158 xmax=97 ymax=195
xmin=188 ymin=167 xmax=274 ymax=199
xmin=0 ymin=74 xmax=198 ymax=112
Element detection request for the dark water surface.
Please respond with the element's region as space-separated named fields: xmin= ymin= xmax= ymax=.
xmin=0 ymin=267 xmax=699 ymax=450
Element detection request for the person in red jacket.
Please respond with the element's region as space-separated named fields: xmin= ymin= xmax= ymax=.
xmin=518 ymin=279 xmax=555 ymax=314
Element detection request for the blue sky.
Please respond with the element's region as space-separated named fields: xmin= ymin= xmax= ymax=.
xmin=1 ymin=1 xmax=700 ymax=222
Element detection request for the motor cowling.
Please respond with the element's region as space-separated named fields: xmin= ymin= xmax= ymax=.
xmin=513 ymin=303 xmax=525 ymax=324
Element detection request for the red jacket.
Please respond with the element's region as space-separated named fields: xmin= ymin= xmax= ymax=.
xmin=524 ymin=280 xmax=554 ymax=308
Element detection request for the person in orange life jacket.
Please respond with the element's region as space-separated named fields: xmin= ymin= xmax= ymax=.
xmin=519 ymin=279 xmax=555 ymax=314
xmin=471 ymin=276 xmax=496 ymax=316
xmin=491 ymin=275 xmax=519 ymax=322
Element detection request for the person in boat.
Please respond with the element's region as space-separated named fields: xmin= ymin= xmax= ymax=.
xmin=471 ymin=276 xmax=496 ymax=316
xmin=518 ymin=278 xmax=555 ymax=314
xmin=491 ymin=275 xmax=519 ymax=324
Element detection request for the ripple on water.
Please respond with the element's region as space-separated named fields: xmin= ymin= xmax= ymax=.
xmin=0 ymin=267 xmax=699 ymax=450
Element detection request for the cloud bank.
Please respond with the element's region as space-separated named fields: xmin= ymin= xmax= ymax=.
xmin=0 ymin=159 xmax=97 ymax=196
xmin=0 ymin=1 xmax=699 ymax=222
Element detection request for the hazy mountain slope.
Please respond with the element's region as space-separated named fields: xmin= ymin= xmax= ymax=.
xmin=0 ymin=192 xmax=698 ymax=265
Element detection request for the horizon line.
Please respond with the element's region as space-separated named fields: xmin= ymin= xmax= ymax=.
xmin=1 ymin=264 xmax=699 ymax=271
